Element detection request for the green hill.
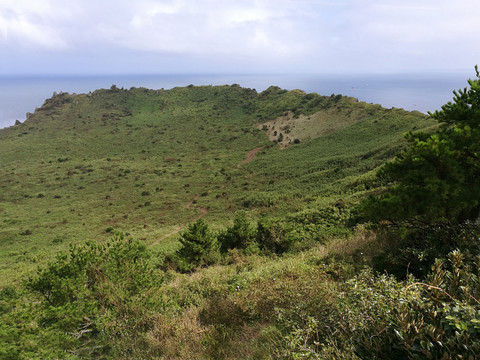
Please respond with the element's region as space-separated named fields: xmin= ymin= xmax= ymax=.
xmin=0 ymin=84 xmax=433 ymax=285
xmin=8 ymin=83 xmax=478 ymax=359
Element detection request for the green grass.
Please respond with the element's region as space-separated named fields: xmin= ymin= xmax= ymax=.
xmin=0 ymin=84 xmax=434 ymax=285
xmin=4 ymin=83 xmax=479 ymax=360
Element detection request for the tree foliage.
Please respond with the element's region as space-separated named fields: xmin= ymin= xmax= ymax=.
xmin=176 ymin=219 xmax=220 ymax=272
xmin=218 ymin=211 xmax=256 ymax=252
xmin=24 ymin=233 xmax=158 ymax=358
xmin=358 ymin=67 xmax=480 ymax=228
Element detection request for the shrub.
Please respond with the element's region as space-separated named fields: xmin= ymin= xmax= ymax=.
xmin=176 ymin=219 xmax=220 ymax=272
xmin=218 ymin=211 xmax=256 ymax=252
xmin=279 ymin=249 xmax=480 ymax=359
xmin=241 ymin=192 xmax=277 ymax=208
xmin=370 ymin=220 xmax=480 ymax=278
xmin=256 ymin=218 xmax=295 ymax=254
xmin=26 ymin=234 xmax=158 ymax=357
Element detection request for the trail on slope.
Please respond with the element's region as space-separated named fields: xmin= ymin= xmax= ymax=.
xmin=152 ymin=146 xmax=263 ymax=245
xmin=186 ymin=195 xmax=209 ymax=222
xmin=237 ymin=146 xmax=263 ymax=167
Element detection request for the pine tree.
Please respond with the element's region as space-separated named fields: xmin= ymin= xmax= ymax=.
xmin=359 ymin=66 xmax=480 ymax=228
xmin=176 ymin=219 xmax=219 ymax=271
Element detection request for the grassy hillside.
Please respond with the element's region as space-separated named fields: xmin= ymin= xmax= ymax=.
xmin=0 ymin=84 xmax=434 ymax=285
xmin=8 ymin=81 xmax=480 ymax=360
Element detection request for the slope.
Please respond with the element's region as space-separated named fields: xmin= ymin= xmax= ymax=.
xmin=0 ymin=84 xmax=434 ymax=285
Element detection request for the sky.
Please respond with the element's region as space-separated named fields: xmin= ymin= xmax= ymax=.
xmin=0 ymin=0 xmax=479 ymax=75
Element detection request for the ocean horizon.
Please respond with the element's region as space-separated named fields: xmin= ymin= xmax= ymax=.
xmin=0 ymin=72 xmax=472 ymax=129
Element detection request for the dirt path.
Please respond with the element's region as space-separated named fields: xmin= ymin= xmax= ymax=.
xmin=154 ymin=226 xmax=182 ymax=244
xmin=152 ymin=146 xmax=262 ymax=245
xmin=186 ymin=195 xmax=209 ymax=222
xmin=237 ymin=146 xmax=263 ymax=167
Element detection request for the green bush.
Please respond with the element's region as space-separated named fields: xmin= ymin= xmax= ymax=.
xmin=241 ymin=192 xmax=278 ymax=208
xmin=256 ymin=218 xmax=296 ymax=254
xmin=218 ymin=211 xmax=257 ymax=252
xmin=25 ymin=233 xmax=158 ymax=357
xmin=279 ymin=249 xmax=480 ymax=359
xmin=175 ymin=219 xmax=220 ymax=272
xmin=370 ymin=220 xmax=480 ymax=279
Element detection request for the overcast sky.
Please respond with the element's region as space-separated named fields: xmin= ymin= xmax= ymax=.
xmin=0 ymin=0 xmax=478 ymax=75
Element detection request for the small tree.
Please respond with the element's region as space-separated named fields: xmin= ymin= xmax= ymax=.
xmin=218 ymin=211 xmax=256 ymax=252
xmin=176 ymin=219 xmax=219 ymax=272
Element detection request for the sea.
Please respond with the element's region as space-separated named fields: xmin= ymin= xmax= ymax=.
xmin=0 ymin=72 xmax=472 ymax=129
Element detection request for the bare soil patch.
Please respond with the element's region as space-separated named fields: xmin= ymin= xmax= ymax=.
xmin=237 ymin=146 xmax=263 ymax=167
xmin=258 ymin=108 xmax=362 ymax=148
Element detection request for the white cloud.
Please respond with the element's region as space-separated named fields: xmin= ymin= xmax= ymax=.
xmin=101 ymin=0 xmax=304 ymax=60
xmin=0 ymin=0 xmax=76 ymax=49
xmin=4 ymin=16 xmax=67 ymax=49
xmin=346 ymin=0 xmax=480 ymax=45
xmin=130 ymin=0 xmax=184 ymax=28
xmin=1 ymin=0 xmax=479 ymax=74
xmin=313 ymin=0 xmax=480 ymax=72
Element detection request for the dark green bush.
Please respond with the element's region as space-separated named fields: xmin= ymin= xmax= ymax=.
xmin=371 ymin=220 xmax=480 ymax=279
xmin=218 ymin=211 xmax=256 ymax=252
xmin=175 ymin=219 xmax=220 ymax=272
xmin=256 ymin=218 xmax=295 ymax=254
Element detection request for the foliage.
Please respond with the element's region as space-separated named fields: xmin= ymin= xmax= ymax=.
xmin=287 ymin=206 xmax=352 ymax=240
xmin=0 ymin=83 xmax=432 ymax=285
xmin=175 ymin=219 xmax=220 ymax=272
xmin=280 ymin=249 xmax=480 ymax=359
xmin=218 ymin=211 xmax=257 ymax=252
xmin=358 ymin=67 xmax=480 ymax=229
xmin=23 ymin=233 xmax=160 ymax=358
xmin=2 ymin=227 xmax=480 ymax=359
xmin=370 ymin=220 xmax=480 ymax=279
xmin=0 ymin=80 xmax=460 ymax=359
xmin=256 ymin=218 xmax=296 ymax=254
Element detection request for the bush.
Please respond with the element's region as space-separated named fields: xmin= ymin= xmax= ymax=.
xmin=279 ymin=249 xmax=480 ymax=359
xmin=241 ymin=192 xmax=278 ymax=208
xmin=218 ymin=211 xmax=256 ymax=252
xmin=256 ymin=218 xmax=295 ymax=254
xmin=176 ymin=219 xmax=220 ymax=272
xmin=26 ymin=233 xmax=158 ymax=357
xmin=370 ymin=220 xmax=480 ymax=279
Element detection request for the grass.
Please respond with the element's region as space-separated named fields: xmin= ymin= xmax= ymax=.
xmin=2 ymin=82 xmax=479 ymax=359
xmin=0 ymin=84 xmax=433 ymax=286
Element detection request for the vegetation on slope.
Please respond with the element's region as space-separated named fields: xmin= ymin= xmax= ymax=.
xmin=0 ymin=83 xmax=432 ymax=285
xmin=355 ymin=66 xmax=480 ymax=279
xmin=2 ymin=70 xmax=480 ymax=359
